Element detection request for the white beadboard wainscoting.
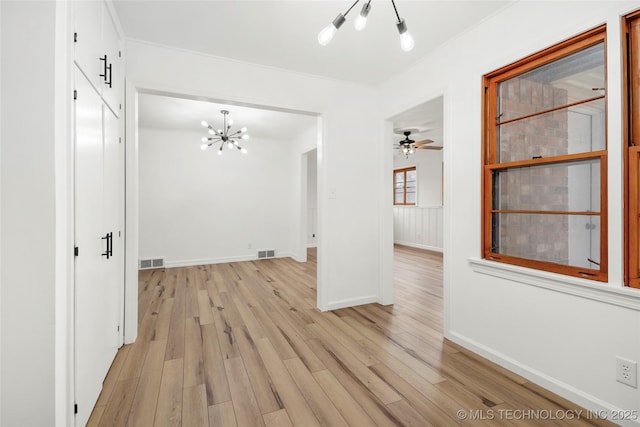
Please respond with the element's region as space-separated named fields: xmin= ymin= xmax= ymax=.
xmin=393 ymin=206 xmax=443 ymax=252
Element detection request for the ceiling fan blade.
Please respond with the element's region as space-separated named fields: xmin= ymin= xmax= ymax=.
xmin=416 ymin=145 xmax=443 ymax=150
xmin=414 ymin=139 xmax=434 ymax=146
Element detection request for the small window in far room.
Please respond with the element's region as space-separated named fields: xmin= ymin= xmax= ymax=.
xmin=394 ymin=167 xmax=417 ymax=205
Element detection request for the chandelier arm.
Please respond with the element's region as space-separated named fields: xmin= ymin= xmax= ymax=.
xmin=344 ymin=0 xmax=361 ymax=17
xmin=390 ymin=0 xmax=401 ymax=22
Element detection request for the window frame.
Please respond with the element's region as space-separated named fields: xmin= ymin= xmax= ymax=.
xmin=393 ymin=166 xmax=417 ymax=206
xmin=482 ymin=26 xmax=608 ymax=282
xmin=624 ymin=12 xmax=640 ymax=289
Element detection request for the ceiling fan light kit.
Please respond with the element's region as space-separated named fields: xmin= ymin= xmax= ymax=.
xmin=200 ymin=110 xmax=249 ymax=156
xmin=318 ymin=0 xmax=414 ymax=51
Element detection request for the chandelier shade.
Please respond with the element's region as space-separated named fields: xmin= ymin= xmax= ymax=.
xmin=200 ymin=110 xmax=249 ymax=155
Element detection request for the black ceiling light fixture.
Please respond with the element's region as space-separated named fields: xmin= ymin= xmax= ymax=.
xmin=394 ymin=129 xmax=442 ymax=157
xmin=318 ymin=0 xmax=414 ymax=51
xmin=200 ymin=110 xmax=249 ymax=156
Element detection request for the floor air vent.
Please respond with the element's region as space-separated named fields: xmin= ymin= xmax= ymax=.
xmin=257 ymin=249 xmax=276 ymax=259
xmin=139 ymin=258 xmax=165 ymax=269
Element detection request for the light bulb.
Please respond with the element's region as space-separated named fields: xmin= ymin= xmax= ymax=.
xmin=318 ymin=24 xmax=337 ymax=46
xmin=201 ymin=120 xmax=208 ymax=127
xmin=241 ymin=148 xmax=248 ymax=154
xmin=228 ymin=119 xmax=233 ymax=126
xmin=318 ymin=14 xmax=345 ymax=46
xmin=200 ymin=144 xmax=208 ymax=150
xmin=354 ymin=2 xmax=371 ymax=31
xmin=400 ymin=31 xmax=415 ymax=52
xmin=208 ymin=129 xmax=214 ymax=135
xmin=242 ymin=134 xmax=249 ymax=140
xmin=240 ymin=127 xmax=247 ymax=133
xmin=227 ymin=142 xmax=233 ymax=149
xmin=396 ymin=18 xmax=415 ymax=52
xmin=217 ymin=150 xmax=223 ymax=156
xmin=201 ymin=137 xmax=208 ymax=142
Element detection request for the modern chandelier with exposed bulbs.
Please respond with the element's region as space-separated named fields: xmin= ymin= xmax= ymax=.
xmin=200 ymin=110 xmax=249 ymax=155
xmin=318 ymin=0 xmax=414 ymax=52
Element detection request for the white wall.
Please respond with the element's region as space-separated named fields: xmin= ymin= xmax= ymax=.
xmin=393 ymin=148 xmax=443 ymax=207
xmin=139 ymin=127 xmax=299 ymax=266
xmin=1 ymin=1 xmax=58 ymax=424
xmin=393 ymin=148 xmax=443 ymax=251
xmin=126 ymin=40 xmax=392 ymax=313
xmin=380 ymin=1 xmax=640 ymax=422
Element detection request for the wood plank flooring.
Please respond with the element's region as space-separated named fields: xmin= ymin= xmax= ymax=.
xmin=88 ymin=246 xmax=614 ymax=426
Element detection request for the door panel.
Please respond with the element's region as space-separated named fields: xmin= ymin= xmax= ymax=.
xmin=74 ymin=69 xmax=120 ymax=427
xmin=102 ymin=104 xmax=124 ymax=334
xmin=73 ymin=0 xmax=103 ymax=93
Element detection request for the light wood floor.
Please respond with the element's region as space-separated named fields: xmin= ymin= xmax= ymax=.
xmin=88 ymin=246 xmax=613 ymax=426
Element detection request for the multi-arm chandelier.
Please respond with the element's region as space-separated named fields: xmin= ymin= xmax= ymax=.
xmin=318 ymin=0 xmax=414 ymax=51
xmin=200 ymin=110 xmax=249 ymax=155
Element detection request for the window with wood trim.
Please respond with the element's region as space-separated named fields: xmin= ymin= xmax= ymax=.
xmin=482 ymin=26 xmax=607 ymax=282
xmin=625 ymin=13 xmax=640 ymax=288
xmin=394 ymin=167 xmax=417 ymax=205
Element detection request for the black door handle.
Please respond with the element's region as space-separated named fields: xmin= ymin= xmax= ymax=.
xmin=99 ymin=55 xmax=108 ymax=82
xmin=101 ymin=232 xmax=113 ymax=259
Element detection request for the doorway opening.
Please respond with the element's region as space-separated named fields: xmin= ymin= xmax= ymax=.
xmin=388 ymin=95 xmax=445 ymax=328
xmin=124 ymin=89 xmax=320 ymax=342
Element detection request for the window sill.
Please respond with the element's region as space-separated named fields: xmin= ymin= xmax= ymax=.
xmin=468 ymin=258 xmax=640 ymax=311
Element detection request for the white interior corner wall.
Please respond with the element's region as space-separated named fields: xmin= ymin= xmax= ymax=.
xmin=286 ymin=123 xmax=319 ymax=254
xmin=379 ymin=0 xmax=640 ymax=421
xmin=138 ymin=128 xmax=297 ymax=266
xmin=286 ymin=123 xmax=319 ymax=261
xmin=126 ymin=40 xmax=390 ymax=312
xmin=1 ymin=2 xmax=58 ymax=425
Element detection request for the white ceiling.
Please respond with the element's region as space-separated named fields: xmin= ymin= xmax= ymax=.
xmin=138 ymin=93 xmax=318 ymax=140
xmin=391 ymin=95 xmax=443 ymax=145
xmin=112 ymin=0 xmax=513 ymax=85
xmin=120 ymin=1 xmax=510 ymax=148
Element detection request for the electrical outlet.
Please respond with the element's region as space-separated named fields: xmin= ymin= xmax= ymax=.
xmin=616 ymin=357 xmax=638 ymax=388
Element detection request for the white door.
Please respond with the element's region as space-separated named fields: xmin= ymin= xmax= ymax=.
xmin=103 ymin=101 xmax=124 ymax=335
xmin=74 ymin=69 xmax=121 ymax=426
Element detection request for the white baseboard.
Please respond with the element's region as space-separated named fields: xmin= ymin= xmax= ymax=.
xmin=447 ymin=331 xmax=640 ymax=427
xmin=322 ymin=295 xmax=380 ymax=312
xmin=394 ymin=240 xmax=443 ymax=253
xmin=163 ymin=252 xmax=294 ymax=269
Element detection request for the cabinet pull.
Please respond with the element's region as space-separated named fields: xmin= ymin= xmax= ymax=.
xmin=105 ymin=63 xmax=112 ymax=88
xmin=101 ymin=232 xmax=113 ymax=259
xmin=99 ymin=55 xmax=108 ymax=82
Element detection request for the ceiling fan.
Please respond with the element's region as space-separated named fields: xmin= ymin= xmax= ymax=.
xmin=394 ymin=130 xmax=442 ymax=157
